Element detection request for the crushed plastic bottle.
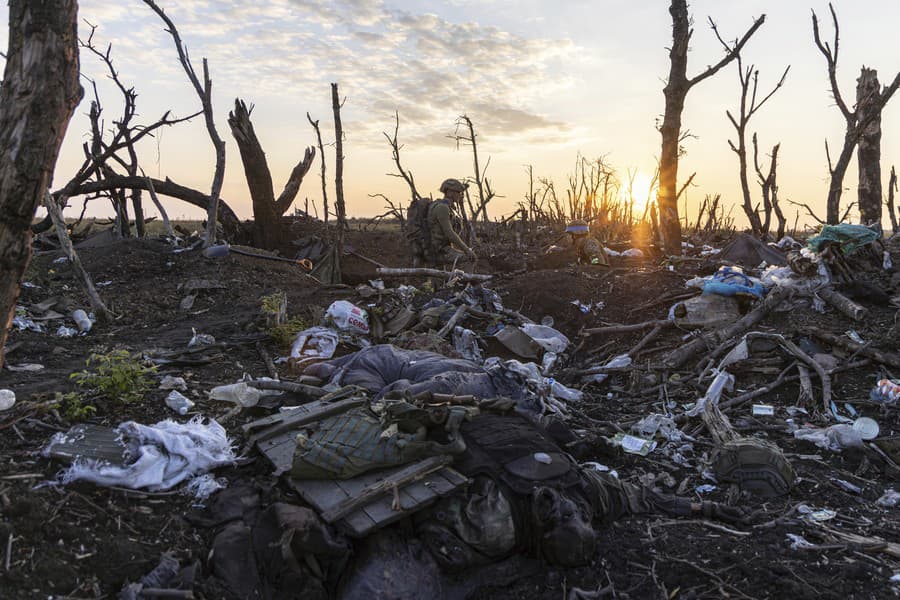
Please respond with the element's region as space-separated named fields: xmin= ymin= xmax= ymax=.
xmin=876 ymin=489 xmax=900 ymax=508
xmin=165 ymin=390 xmax=195 ymax=415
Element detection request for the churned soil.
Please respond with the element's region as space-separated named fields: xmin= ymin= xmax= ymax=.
xmin=1 ymin=225 xmax=898 ymax=599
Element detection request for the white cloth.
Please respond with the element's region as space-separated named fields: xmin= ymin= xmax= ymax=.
xmin=55 ymin=417 xmax=235 ymax=491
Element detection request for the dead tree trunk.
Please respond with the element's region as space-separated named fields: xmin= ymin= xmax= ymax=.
xmin=331 ymin=83 xmax=347 ymax=260
xmin=753 ymin=136 xmax=786 ymax=239
xmin=0 ymin=0 xmax=82 ymax=368
xmin=659 ymin=0 xmax=765 ymax=255
xmin=813 ymin=4 xmax=900 ymax=224
xmin=857 ymin=68 xmax=884 ymax=226
xmin=228 ymin=99 xmax=315 ymax=249
xmin=888 ymin=166 xmax=898 ymax=233
xmin=144 ymin=0 xmax=225 ymax=247
xmin=307 ymin=113 xmax=329 ymax=226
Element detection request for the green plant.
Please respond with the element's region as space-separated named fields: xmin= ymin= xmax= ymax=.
xmin=54 ymin=391 xmax=97 ymax=421
xmin=268 ymin=316 xmax=309 ymax=350
xmin=70 ymin=349 xmax=157 ymax=404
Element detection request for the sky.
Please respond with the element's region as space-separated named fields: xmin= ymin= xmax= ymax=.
xmin=3 ymin=0 xmax=900 ymax=229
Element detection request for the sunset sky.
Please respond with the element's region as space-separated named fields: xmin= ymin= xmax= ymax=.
xmin=3 ymin=0 xmax=900 ymax=229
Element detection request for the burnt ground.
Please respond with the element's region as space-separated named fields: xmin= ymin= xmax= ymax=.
xmin=1 ymin=223 xmax=899 ymax=599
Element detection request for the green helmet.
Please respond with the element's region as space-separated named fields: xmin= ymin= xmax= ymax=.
xmin=440 ymin=178 xmax=468 ymax=194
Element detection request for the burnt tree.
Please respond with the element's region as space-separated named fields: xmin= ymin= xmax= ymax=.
xmin=659 ymin=0 xmax=764 ymax=255
xmin=0 ymin=0 xmax=82 ymax=368
xmin=717 ymin=27 xmax=788 ymax=237
xmin=857 ymin=68 xmax=885 ymax=226
xmin=812 ymin=4 xmax=900 ymax=225
xmin=228 ymin=99 xmax=315 ymax=249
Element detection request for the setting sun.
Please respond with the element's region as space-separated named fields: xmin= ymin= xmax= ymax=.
xmin=620 ymin=170 xmax=657 ymax=214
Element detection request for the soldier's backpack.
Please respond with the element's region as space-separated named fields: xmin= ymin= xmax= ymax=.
xmin=405 ymin=196 xmax=435 ymax=262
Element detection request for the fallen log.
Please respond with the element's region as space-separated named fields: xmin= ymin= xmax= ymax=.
xmin=817 ymin=287 xmax=867 ymax=320
xmin=582 ymin=319 xmax=675 ymax=336
xmin=663 ymin=285 xmax=791 ymax=369
xmin=376 ymin=267 xmax=492 ymax=282
xmin=799 ymin=326 xmax=900 ymax=369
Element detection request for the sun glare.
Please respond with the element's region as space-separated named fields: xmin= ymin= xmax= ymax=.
xmin=620 ymin=172 xmax=657 ymax=214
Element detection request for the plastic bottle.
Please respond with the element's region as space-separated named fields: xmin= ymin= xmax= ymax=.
xmin=165 ymin=390 xmax=195 ymax=415
xmin=71 ymin=309 xmax=92 ymax=332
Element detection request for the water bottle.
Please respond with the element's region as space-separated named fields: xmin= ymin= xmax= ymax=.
xmin=71 ymin=309 xmax=92 ymax=332
xmin=165 ymin=390 xmax=195 ymax=415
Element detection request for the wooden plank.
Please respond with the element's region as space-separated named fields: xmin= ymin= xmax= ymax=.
xmin=290 ymin=477 xmax=377 ymax=537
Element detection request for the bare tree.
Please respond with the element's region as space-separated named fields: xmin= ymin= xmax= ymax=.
xmin=716 ymin=27 xmax=788 ymax=237
xmin=307 ymin=112 xmax=329 ymax=225
xmin=144 ymin=0 xmax=226 ymax=247
xmin=227 ymin=98 xmax=315 ymax=249
xmin=753 ymin=136 xmax=786 ymax=240
xmin=451 ymin=115 xmax=498 ymax=223
xmin=812 ymin=3 xmax=900 ymax=224
xmin=887 ymin=165 xmax=898 ymax=233
xmin=331 ymin=83 xmax=347 ymax=254
xmin=0 ymin=0 xmax=82 ymax=368
xmin=383 ymin=111 xmax=422 ymax=203
xmin=658 ymin=0 xmax=765 ymax=255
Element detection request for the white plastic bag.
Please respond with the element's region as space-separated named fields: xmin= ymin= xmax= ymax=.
xmin=520 ymin=324 xmax=570 ymax=354
xmin=208 ymin=377 xmax=273 ymax=408
xmin=290 ymin=326 xmax=340 ymax=363
xmin=324 ymin=300 xmax=370 ymax=335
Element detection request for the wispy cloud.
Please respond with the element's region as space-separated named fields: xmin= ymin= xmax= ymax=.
xmin=71 ymin=0 xmax=579 ymax=149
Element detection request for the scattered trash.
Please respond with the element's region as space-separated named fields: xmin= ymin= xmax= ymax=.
xmin=632 ymin=414 xmax=679 ymax=440
xmin=695 ymin=484 xmax=717 ymax=494
xmin=0 ymin=389 xmax=15 ymax=411
xmin=71 ymin=309 xmax=93 ymax=333
xmin=799 ymin=506 xmax=837 ymax=523
xmin=520 ymin=323 xmax=570 ymax=354
xmin=871 ymin=379 xmax=900 ymax=404
xmin=6 ymin=363 xmax=44 ymax=372
xmin=165 ymin=390 xmax=195 ymax=415
xmin=852 ymin=417 xmax=880 ymax=440
xmin=188 ymin=328 xmax=216 ymax=347
xmin=45 ymin=417 xmax=235 ymax=491
xmin=831 ymin=478 xmax=862 ymax=495
xmin=671 ymin=294 xmax=742 ymax=328
xmin=876 ymin=489 xmax=899 ymax=508
xmin=183 ymin=473 xmax=225 ymax=500
xmin=159 ymin=375 xmax=188 ymax=391
xmin=290 ymin=326 xmax=340 ymax=365
xmin=495 ymin=325 xmax=543 ymax=359
xmin=583 ymin=354 xmax=632 ymax=384
xmin=844 ymin=330 xmax=865 ymax=344
xmin=752 ymin=404 xmax=774 ymax=416
xmin=208 ymin=378 xmax=270 ymax=408
xmin=325 ymin=300 xmax=370 ymax=335
xmin=610 ymin=433 xmax=657 ymax=456
xmin=55 ymin=325 xmax=79 ymax=337
xmin=570 ymin=300 xmax=604 ymax=313
xmin=786 ymin=533 xmax=817 ymax=550
xmin=794 ymin=424 xmax=865 ymax=451
xmin=12 ymin=315 xmax=43 ymax=332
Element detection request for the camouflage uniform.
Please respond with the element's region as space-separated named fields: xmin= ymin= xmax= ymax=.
xmin=573 ymin=235 xmax=609 ymax=266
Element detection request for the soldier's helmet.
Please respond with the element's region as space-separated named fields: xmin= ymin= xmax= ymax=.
xmin=439 ymin=178 xmax=468 ymax=194
xmin=565 ymin=219 xmax=590 ymax=235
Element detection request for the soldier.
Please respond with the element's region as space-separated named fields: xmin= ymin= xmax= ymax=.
xmin=427 ymin=178 xmax=477 ymax=268
xmin=566 ymin=219 xmax=609 ymax=266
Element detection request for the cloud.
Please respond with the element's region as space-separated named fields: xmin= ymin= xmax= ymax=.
xmin=71 ymin=0 xmax=581 ymax=151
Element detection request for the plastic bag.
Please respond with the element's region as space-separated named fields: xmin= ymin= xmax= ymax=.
xmin=290 ymin=326 xmax=340 ymax=363
xmin=208 ymin=378 xmax=273 ymax=408
xmin=520 ymin=323 xmax=570 ymax=354
xmin=325 ymin=300 xmax=370 ymax=335
xmin=583 ymin=354 xmax=632 ymax=384
xmin=793 ymin=424 xmax=864 ymax=451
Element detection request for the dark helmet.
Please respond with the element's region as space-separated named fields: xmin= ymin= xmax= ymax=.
xmin=440 ymin=178 xmax=468 ymax=194
xmin=565 ymin=219 xmax=589 ymax=235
